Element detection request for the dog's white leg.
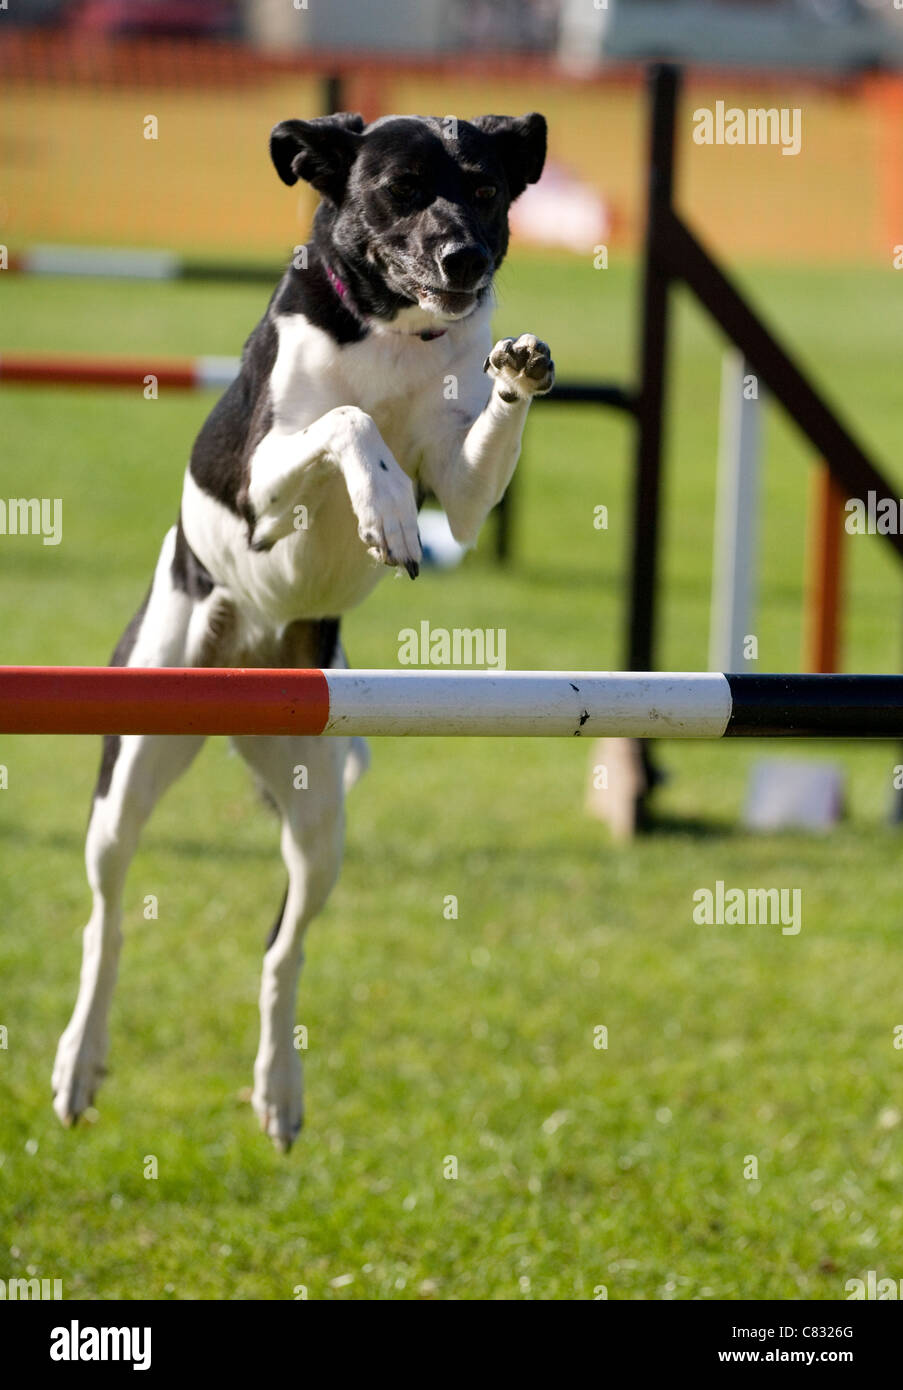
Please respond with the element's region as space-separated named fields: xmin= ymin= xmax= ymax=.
xmin=434 ymin=334 xmax=554 ymax=546
xmin=52 ymin=527 xmax=205 ymax=1125
xmin=52 ymin=732 xmax=204 ymax=1124
xmin=232 ymin=733 xmax=347 ymax=1151
xmin=246 ymin=406 xmax=422 ymax=573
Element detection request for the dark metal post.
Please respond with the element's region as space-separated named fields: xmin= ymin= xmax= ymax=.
xmin=323 ymin=74 xmax=344 ymax=114
xmin=625 ymin=64 xmax=680 ymax=821
xmin=495 ymin=467 xmax=514 ymax=564
xmin=627 ymin=64 xmax=679 ymax=675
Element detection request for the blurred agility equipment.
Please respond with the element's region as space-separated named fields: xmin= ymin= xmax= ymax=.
xmin=6 ymin=245 xmax=281 ymax=283
xmin=0 ymin=352 xmax=239 ymax=390
xmin=3 ymin=31 xmax=900 ymax=262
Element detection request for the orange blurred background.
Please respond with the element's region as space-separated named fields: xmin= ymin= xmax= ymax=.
xmin=3 ymin=33 xmax=902 ymax=265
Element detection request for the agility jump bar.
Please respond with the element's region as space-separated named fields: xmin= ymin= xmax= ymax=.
xmin=0 ymin=352 xmax=240 ymax=391
xmin=8 ymin=245 xmax=280 ymax=284
xmin=0 ymin=669 xmax=901 ymax=739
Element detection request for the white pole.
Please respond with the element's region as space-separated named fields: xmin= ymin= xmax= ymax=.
xmin=709 ymin=349 xmax=761 ymax=673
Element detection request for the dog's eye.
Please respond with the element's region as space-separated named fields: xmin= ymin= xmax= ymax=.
xmin=475 ymin=185 xmax=497 ymax=201
xmin=388 ymin=179 xmax=418 ymax=201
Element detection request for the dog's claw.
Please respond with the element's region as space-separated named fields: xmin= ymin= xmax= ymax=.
xmin=354 ymin=484 xmax=422 ymax=577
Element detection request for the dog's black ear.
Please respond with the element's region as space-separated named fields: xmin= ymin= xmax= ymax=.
xmin=270 ymin=113 xmax=365 ymax=201
xmin=472 ymin=113 xmax=547 ymax=200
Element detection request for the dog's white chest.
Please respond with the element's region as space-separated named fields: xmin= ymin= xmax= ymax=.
xmin=271 ymin=312 xmax=472 ymax=472
xmin=183 ymin=303 xmax=495 ymax=627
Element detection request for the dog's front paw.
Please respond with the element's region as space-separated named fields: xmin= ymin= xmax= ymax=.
xmin=484 ymin=334 xmax=554 ymax=402
xmin=352 ymin=466 xmax=422 ymax=579
xmin=252 ymin=1067 xmax=304 ymax=1154
xmin=52 ymin=1028 xmax=108 ymax=1126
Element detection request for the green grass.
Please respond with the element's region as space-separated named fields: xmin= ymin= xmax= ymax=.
xmin=1 ymin=256 xmax=903 ymax=1300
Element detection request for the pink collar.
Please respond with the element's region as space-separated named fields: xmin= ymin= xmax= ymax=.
xmin=325 ymin=262 xmax=447 ymax=342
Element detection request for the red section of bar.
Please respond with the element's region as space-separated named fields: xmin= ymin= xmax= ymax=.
xmin=0 ymin=354 xmax=198 ymax=389
xmin=0 ymin=667 xmax=331 ymax=736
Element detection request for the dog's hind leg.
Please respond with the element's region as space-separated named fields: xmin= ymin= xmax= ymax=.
xmin=52 ymin=526 xmax=206 ymax=1126
xmin=232 ymin=731 xmax=347 ymax=1151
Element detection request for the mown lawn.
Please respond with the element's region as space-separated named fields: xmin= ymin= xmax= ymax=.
xmin=1 ymin=254 xmax=902 ymax=1299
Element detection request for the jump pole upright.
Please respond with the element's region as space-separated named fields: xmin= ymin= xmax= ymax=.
xmin=0 ymin=668 xmax=901 ymax=739
xmin=587 ymin=64 xmax=681 ymax=839
xmin=804 ymin=463 xmax=846 ymax=674
xmin=709 ymin=350 xmax=762 ymax=673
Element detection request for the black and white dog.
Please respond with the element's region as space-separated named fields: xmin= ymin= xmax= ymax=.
xmin=52 ymin=111 xmax=554 ymax=1150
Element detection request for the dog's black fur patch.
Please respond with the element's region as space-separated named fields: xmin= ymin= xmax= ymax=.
xmin=316 ymin=617 xmax=341 ymax=669
xmin=189 ymin=311 xmax=277 ymax=516
xmin=266 ymin=884 xmax=289 ymax=950
xmin=94 ymin=736 xmax=122 ymax=803
xmin=171 ymin=517 xmax=216 ymax=599
xmin=274 ymin=256 xmax=366 ymax=346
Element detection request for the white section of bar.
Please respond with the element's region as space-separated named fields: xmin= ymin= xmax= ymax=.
xmin=195 ymin=356 xmax=241 ymax=389
xmin=22 ymin=245 xmax=180 ymax=280
xmin=322 ymin=671 xmax=733 ymax=737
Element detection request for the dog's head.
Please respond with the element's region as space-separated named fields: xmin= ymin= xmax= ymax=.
xmin=270 ymin=111 xmax=547 ymax=328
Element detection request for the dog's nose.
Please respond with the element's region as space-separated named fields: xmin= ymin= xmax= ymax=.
xmin=441 ymin=243 xmax=491 ymax=288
